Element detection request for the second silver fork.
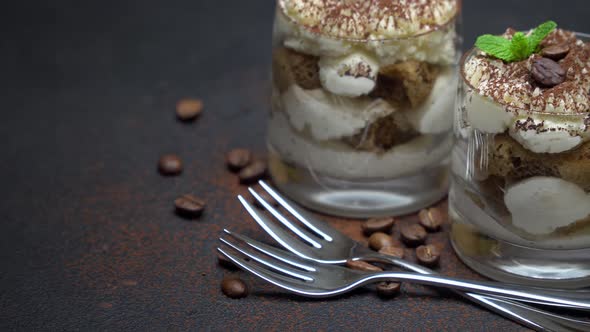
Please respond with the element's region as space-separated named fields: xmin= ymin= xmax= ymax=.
xmin=237 ymin=180 xmax=590 ymax=332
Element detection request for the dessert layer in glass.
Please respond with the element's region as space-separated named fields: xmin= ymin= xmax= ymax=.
xmin=454 ymin=28 xmax=590 ymax=248
xmin=270 ymin=0 xmax=460 ymax=181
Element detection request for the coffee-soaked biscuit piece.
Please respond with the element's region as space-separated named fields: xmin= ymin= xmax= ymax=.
xmin=272 ymin=47 xmax=321 ymax=92
xmin=378 ymin=60 xmax=440 ymax=108
xmin=345 ymin=112 xmax=419 ymax=152
xmin=488 ymin=134 xmax=590 ymax=190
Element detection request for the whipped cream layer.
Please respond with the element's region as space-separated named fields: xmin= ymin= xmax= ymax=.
xmin=504 ymin=177 xmax=590 ymax=235
xmin=269 ymin=112 xmax=451 ymax=179
xmin=280 ymin=73 xmax=455 ymax=141
xmin=463 ymin=35 xmax=590 ymax=153
xmin=318 ymin=52 xmax=379 ymax=97
xmin=274 ymin=6 xmax=458 ymax=70
xmin=407 ymin=67 xmax=456 ymax=134
xmin=280 ymin=85 xmax=395 ymax=141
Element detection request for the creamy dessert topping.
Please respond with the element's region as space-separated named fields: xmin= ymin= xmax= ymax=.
xmin=278 ymin=0 xmax=458 ymax=40
xmin=463 ymin=28 xmax=590 ymax=153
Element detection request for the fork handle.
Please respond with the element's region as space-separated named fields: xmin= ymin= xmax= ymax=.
xmin=363 ymin=255 xmax=590 ymax=332
xmin=370 ymin=271 xmax=590 ymax=310
xmin=363 ymin=253 xmax=590 ymax=310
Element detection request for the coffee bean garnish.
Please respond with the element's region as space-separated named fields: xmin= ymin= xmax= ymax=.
xmin=376 ymin=281 xmax=401 ymax=298
xmin=531 ymin=58 xmax=565 ymax=87
xmin=238 ymin=160 xmax=267 ymax=184
xmin=226 ymin=149 xmax=252 ymax=172
xmin=174 ymin=194 xmax=206 ymax=218
xmin=176 ymin=98 xmax=203 ymax=121
xmin=418 ymin=208 xmax=444 ymax=232
xmin=400 ymin=224 xmax=427 ymax=247
xmin=252 ymin=190 xmax=278 ymax=208
xmin=368 ymin=232 xmax=395 ymax=251
xmin=346 ymin=260 xmax=383 ymax=272
xmin=362 ymin=217 xmax=395 ymax=235
xmin=378 ymin=246 xmax=405 ymax=259
xmin=221 ymin=277 xmax=248 ymax=299
xmin=541 ymin=44 xmax=570 ymax=61
xmin=158 ymin=154 xmax=183 ymax=175
xmin=416 ymin=244 xmax=441 ymax=267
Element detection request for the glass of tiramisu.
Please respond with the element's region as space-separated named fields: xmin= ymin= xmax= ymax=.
xmin=268 ymin=0 xmax=461 ymax=217
xmin=451 ymin=21 xmax=590 ymax=287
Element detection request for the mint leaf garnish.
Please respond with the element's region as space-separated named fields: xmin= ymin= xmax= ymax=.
xmin=527 ymin=20 xmax=557 ymax=54
xmin=510 ymin=32 xmax=530 ymax=61
xmin=475 ymin=35 xmax=515 ymax=62
xmin=475 ymin=20 xmax=558 ymax=63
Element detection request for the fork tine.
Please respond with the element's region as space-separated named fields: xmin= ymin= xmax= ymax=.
xmin=258 ymin=181 xmax=333 ymax=241
xmin=237 ymin=195 xmax=321 ymax=258
xmin=223 ymin=229 xmax=316 ymax=272
xmin=219 ymin=236 xmax=314 ymax=281
xmin=216 ymin=247 xmax=322 ymax=294
xmin=248 ymin=187 xmax=322 ymax=248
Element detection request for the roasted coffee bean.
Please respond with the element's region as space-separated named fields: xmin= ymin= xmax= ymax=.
xmin=252 ymin=190 xmax=278 ymax=208
xmin=376 ymin=281 xmax=401 ymax=298
xmin=416 ymin=244 xmax=441 ymax=267
xmin=158 ymin=154 xmax=183 ymax=175
xmin=368 ymin=232 xmax=395 ymax=251
xmin=346 ymin=260 xmax=383 ymax=272
xmin=541 ymin=44 xmax=570 ymax=60
xmin=176 ymin=98 xmax=203 ymax=121
xmin=221 ymin=277 xmax=248 ymax=299
xmin=378 ymin=246 xmax=405 ymax=259
xmin=238 ymin=160 xmax=267 ymax=184
xmin=174 ymin=194 xmax=206 ymax=217
xmin=226 ymin=149 xmax=252 ymax=172
xmin=418 ymin=208 xmax=444 ymax=232
xmin=362 ymin=217 xmax=395 ymax=235
xmin=400 ymin=224 xmax=427 ymax=247
xmin=531 ymin=58 xmax=565 ymax=87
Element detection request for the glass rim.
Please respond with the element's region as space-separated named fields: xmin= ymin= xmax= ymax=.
xmin=276 ymin=0 xmax=462 ymax=43
xmin=460 ymin=31 xmax=590 ymax=117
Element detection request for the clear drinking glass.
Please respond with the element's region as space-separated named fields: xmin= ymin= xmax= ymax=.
xmin=268 ymin=0 xmax=462 ymax=218
xmin=450 ymin=33 xmax=590 ymax=288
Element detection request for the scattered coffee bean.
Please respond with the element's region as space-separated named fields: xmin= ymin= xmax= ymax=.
xmin=120 ymin=279 xmax=138 ymax=287
xmin=252 ymin=190 xmax=278 ymax=208
xmin=174 ymin=194 xmax=206 ymax=218
xmin=221 ymin=277 xmax=248 ymax=299
xmin=226 ymin=148 xmax=252 ymax=172
xmin=158 ymin=154 xmax=183 ymax=175
xmin=531 ymin=57 xmax=565 ymax=87
xmin=541 ymin=44 xmax=570 ymax=60
xmin=346 ymin=260 xmax=383 ymax=272
xmin=416 ymin=244 xmax=441 ymax=267
xmin=98 ymin=302 xmax=113 ymax=309
xmin=376 ymin=281 xmax=401 ymax=298
xmin=368 ymin=232 xmax=395 ymax=251
xmin=362 ymin=217 xmax=395 ymax=236
xmin=238 ymin=160 xmax=267 ymax=184
xmin=176 ymin=98 xmax=203 ymax=121
xmin=418 ymin=208 xmax=444 ymax=232
xmin=400 ymin=224 xmax=427 ymax=247
xmin=378 ymin=246 xmax=405 ymax=259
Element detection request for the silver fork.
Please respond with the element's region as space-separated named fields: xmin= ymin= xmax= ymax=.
xmin=237 ymin=180 xmax=590 ymax=332
xmin=218 ymin=230 xmax=590 ymax=308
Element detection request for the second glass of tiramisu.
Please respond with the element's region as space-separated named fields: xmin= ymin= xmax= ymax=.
xmin=451 ymin=21 xmax=590 ymax=287
xmin=268 ymin=0 xmax=461 ymax=217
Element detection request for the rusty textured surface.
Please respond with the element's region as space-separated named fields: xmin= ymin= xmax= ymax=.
xmin=2 ymin=1 xmax=590 ymax=331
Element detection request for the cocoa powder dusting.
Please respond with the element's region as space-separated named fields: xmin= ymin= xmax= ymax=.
xmin=465 ymin=29 xmax=590 ymax=115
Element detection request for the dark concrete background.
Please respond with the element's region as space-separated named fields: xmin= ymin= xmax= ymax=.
xmin=1 ymin=1 xmax=589 ymax=331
